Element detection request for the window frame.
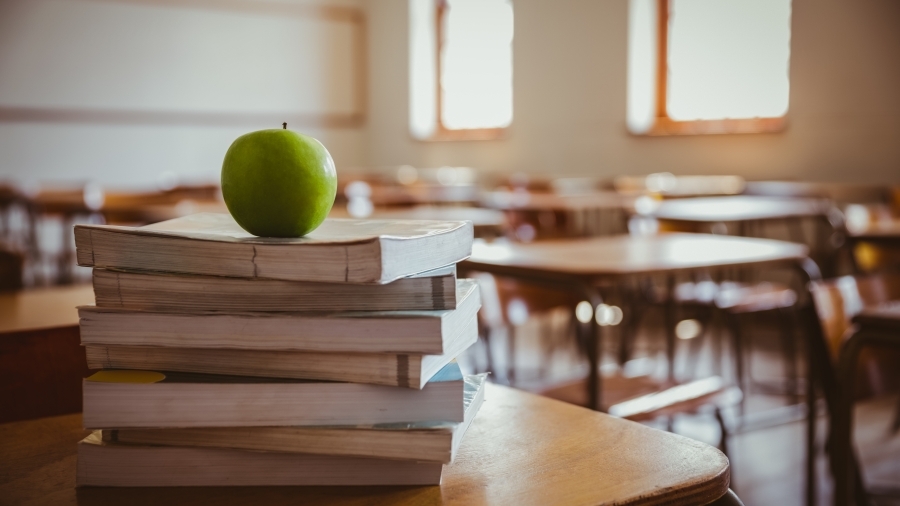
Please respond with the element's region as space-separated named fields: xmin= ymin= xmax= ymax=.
xmin=640 ymin=0 xmax=788 ymax=136
xmin=420 ymin=0 xmax=510 ymax=142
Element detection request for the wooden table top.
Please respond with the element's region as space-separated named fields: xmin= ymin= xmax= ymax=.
xmin=846 ymin=220 xmax=900 ymax=243
xmin=463 ymin=233 xmax=808 ymax=281
xmin=853 ymin=301 xmax=900 ymax=331
xmin=0 ymin=284 xmax=94 ymax=335
xmin=330 ymin=206 xmax=505 ymax=230
xmin=0 ymin=383 xmax=730 ymax=506
xmin=480 ymin=191 xmax=634 ymax=212
xmin=648 ymin=196 xmax=831 ymax=223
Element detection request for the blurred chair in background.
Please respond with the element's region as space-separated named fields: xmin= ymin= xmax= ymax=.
xmin=809 ymin=272 xmax=900 ymax=506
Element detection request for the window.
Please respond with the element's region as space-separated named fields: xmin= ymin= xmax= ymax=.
xmin=628 ymin=0 xmax=792 ymax=135
xmin=410 ymin=0 xmax=514 ymax=140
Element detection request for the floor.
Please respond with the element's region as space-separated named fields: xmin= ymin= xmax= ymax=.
xmin=459 ymin=305 xmax=900 ymax=506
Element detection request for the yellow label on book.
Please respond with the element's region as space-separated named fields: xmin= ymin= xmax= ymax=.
xmin=86 ymin=370 xmax=166 ymax=384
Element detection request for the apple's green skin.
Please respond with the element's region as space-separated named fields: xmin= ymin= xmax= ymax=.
xmin=221 ymin=129 xmax=337 ymax=237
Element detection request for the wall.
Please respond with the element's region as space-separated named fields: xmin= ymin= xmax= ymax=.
xmin=364 ymin=0 xmax=900 ymax=183
xmin=0 ymin=0 xmax=367 ymax=189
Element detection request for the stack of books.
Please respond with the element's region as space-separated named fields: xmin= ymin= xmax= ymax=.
xmin=72 ymin=213 xmax=484 ymax=487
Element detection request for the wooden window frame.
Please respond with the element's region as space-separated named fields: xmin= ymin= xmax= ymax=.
xmin=423 ymin=0 xmax=508 ymax=142
xmin=641 ymin=0 xmax=787 ymax=136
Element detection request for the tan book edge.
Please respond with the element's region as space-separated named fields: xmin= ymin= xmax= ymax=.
xmin=79 ymin=279 xmax=480 ymax=355
xmin=76 ymin=432 xmax=444 ymax=487
xmin=101 ymin=374 xmax=487 ymax=463
xmin=82 ymin=368 xmax=466 ymax=428
xmin=84 ymin=316 xmax=478 ymax=388
xmin=91 ymin=266 xmax=459 ymax=312
xmin=75 ymin=213 xmax=474 ymax=284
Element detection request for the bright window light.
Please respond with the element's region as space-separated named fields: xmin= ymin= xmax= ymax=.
xmin=409 ymin=0 xmax=513 ymax=139
xmin=627 ymin=0 xmax=792 ymax=133
xmin=440 ymin=0 xmax=513 ymax=130
xmin=668 ymin=0 xmax=792 ymax=121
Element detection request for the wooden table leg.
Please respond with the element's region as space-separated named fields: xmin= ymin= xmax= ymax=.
xmin=583 ymin=288 xmax=604 ymax=412
xmin=665 ymin=274 xmax=677 ymax=383
xmin=794 ymin=258 xmax=822 ymax=506
xmin=834 ymin=329 xmax=896 ymax=506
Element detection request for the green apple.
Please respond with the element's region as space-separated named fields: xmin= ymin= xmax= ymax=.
xmin=221 ymin=125 xmax=337 ymax=237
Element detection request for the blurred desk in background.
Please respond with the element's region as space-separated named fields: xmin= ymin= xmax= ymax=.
xmin=479 ymin=190 xmax=634 ymax=239
xmin=462 ymin=233 xmax=811 ymax=410
xmin=0 ymin=285 xmax=94 ymax=423
xmin=648 ymin=196 xmax=832 ymax=230
xmin=330 ymin=205 xmax=505 ymax=238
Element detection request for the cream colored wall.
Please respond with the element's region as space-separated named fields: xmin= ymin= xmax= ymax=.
xmin=364 ymin=0 xmax=900 ymax=183
xmin=0 ymin=0 xmax=366 ymax=188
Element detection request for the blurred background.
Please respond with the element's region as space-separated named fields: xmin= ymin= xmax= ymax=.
xmin=1 ymin=0 xmax=899 ymax=504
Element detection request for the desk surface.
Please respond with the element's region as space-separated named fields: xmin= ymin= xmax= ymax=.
xmin=0 ymin=383 xmax=729 ymax=506
xmin=480 ymin=191 xmax=634 ymax=212
xmin=330 ymin=206 xmax=505 ymax=230
xmin=463 ymin=233 xmax=808 ymax=280
xmin=854 ymin=301 xmax=900 ymax=331
xmin=0 ymin=284 xmax=94 ymax=335
xmin=650 ymin=196 xmax=831 ymax=223
xmin=847 ymin=220 xmax=900 ymax=243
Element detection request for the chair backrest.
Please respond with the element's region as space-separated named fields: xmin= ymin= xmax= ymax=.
xmin=810 ymin=272 xmax=900 ymax=398
xmin=810 ymin=273 xmax=900 ymax=357
xmin=470 ymin=271 xmax=582 ymax=332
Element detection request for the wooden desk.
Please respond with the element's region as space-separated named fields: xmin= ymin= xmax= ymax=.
xmin=0 ymin=383 xmax=732 ymax=506
xmin=480 ymin=190 xmax=632 ymax=212
xmin=462 ymin=234 xmax=822 ymax=505
xmin=833 ymin=302 xmax=900 ymax=506
xmin=464 ymin=233 xmax=808 ymax=280
xmin=846 ymin=220 xmax=900 ymax=246
xmin=463 ymin=235 xmax=809 ymax=396
xmin=648 ymin=196 xmax=831 ymax=224
xmin=480 ymin=191 xmax=634 ymax=238
xmin=0 ymin=285 xmax=93 ymax=334
xmin=330 ymin=206 xmax=506 ymax=238
xmin=0 ymin=285 xmax=94 ymax=423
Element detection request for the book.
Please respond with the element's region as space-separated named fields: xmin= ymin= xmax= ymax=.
xmin=82 ymin=363 xmax=467 ymax=429
xmin=91 ymin=266 xmax=460 ymax=312
xmin=75 ymin=213 xmax=474 ymax=284
xmin=101 ymin=374 xmax=486 ymax=463
xmin=77 ymin=432 xmax=443 ymax=486
xmin=83 ymin=317 xmax=478 ymax=388
xmin=79 ymin=279 xmax=480 ymax=355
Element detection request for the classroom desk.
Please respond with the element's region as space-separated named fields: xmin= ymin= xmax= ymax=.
xmin=0 ymin=285 xmax=94 ymax=423
xmin=480 ymin=191 xmax=635 ymax=237
xmin=832 ymin=302 xmax=900 ymax=506
xmin=645 ymin=194 xmax=830 ymax=238
xmin=330 ymin=206 xmax=506 ymax=238
xmin=462 ymin=233 xmax=810 ymax=406
xmin=0 ymin=383 xmax=734 ymax=506
xmin=462 ymin=233 xmax=826 ymax=505
xmin=0 ymin=284 xmax=93 ymax=334
xmin=846 ymin=220 xmax=900 ymax=246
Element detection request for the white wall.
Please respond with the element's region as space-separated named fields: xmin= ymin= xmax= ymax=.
xmin=0 ymin=0 xmax=366 ymax=189
xmin=364 ymin=0 xmax=900 ymax=183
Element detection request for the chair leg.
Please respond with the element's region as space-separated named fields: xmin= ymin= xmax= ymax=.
xmin=507 ymin=325 xmax=516 ymax=385
xmin=714 ymin=406 xmax=730 ymax=460
xmin=726 ymin=312 xmax=747 ymax=417
xmin=778 ymin=307 xmax=800 ymax=404
xmin=891 ymin=395 xmax=900 ymax=435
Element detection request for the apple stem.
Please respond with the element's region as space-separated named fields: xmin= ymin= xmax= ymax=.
xmin=282 ymin=122 xmax=287 ymax=129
